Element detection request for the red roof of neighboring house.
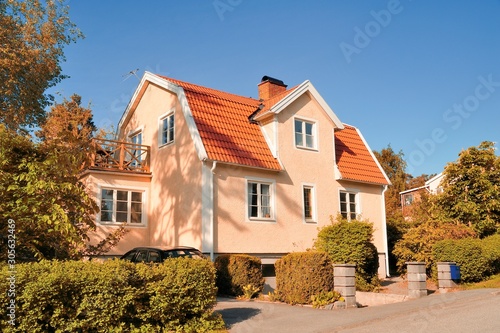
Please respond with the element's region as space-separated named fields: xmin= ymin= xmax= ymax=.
xmin=161 ymin=76 xmax=282 ymax=170
xmin=335 ymin=125 xmax=390 ymax=185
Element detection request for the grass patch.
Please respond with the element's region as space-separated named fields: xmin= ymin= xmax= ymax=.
xmin=461 ymin=274 xmax=500 ymax=289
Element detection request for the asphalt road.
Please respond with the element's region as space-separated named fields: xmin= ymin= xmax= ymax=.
xmin=215 ymin=288 xmax=500 ymax=333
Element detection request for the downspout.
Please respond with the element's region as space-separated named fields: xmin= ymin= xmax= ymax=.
xmin=209 ymin=161 xmax=217 ymax=261
xmin=381 ymin=184 xmax=390 ymax=277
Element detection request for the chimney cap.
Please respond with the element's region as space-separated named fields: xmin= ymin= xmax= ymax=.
xmin=261 ymin=75 xmax=286 ymax=87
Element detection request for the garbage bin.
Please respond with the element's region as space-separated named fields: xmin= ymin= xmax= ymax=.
xmin=450 ymin=264 xmax=461 ymax=282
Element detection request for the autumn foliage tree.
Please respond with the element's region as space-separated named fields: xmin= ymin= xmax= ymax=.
xmin=0 ymin=0 xmax=81 ymax=131
xmin=0 ymin=96 xmax=125 ymax=260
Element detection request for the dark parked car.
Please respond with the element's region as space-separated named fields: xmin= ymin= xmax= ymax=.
xmin=120 ymin=246 xmax=205 ymax=263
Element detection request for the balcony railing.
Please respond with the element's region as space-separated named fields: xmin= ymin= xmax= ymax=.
xmin=87 ymin=138 xmax=150 ymax=173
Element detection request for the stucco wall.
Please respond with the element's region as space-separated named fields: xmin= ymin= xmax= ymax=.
xmin=214 ymin=93 xmax=387 ymax=264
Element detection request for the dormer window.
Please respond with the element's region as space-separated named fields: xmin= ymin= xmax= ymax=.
xmin=294 ymin=118 xmax=316 ymax=150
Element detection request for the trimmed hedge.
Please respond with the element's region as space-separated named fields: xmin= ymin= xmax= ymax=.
xmin=275 ymin=252 xmax=334 ymax=305
xmin=433 ymin=238 xmax=490 ymax=283
xmin=482 ymin=234 xmax=500 ymax=275
xmin=214 ymin=254 xmax=264 ymax=297
xmin=314 ymin=216 xmax=380 ymax=291
xmin=433 ymin=234 xmax=500 ymax=283
xmin=0 ymin=259 xmax=225 ymax=332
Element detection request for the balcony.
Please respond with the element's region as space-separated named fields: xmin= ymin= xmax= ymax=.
xmin=86 ymin=138 xmax=150 ymax=173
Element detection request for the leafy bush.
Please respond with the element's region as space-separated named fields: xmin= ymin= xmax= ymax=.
xmin=433 ymin=238 xmax=491 ymax=283
xmin=482 ymin=234 xmax=500 ymax=275
xmin=0 ymin=259 xmax=225 ymax=332
xmin=314 ymin=215 xmax=379 ymax=291
xmin=393 ymin=221 xmax=476 ymax=274
xmin=274 ymin=251 xmax=334 ymax=305
xmin=311 ymin=290 xmax=342 ymax=309
xmin=214 ymin=254 xmax=264 ymax=297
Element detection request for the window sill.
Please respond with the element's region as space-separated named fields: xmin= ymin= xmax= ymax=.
xmin=159 ymin=141 xmax=175 ymax=149
xmin=247 ymin=218 xmax=276 ymax=223
xmin=295 ymin=145 xmax=318 ymax=152
xmin=98 ymin=222 xmax=147 ymax=228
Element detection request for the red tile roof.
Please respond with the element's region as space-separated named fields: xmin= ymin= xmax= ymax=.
xmin=160 ymin=76 xmax=282 ymax=170
xmin=335 ymin=125 xmax=390 ymax=185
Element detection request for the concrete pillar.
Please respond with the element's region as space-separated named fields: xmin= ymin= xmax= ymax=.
xmin=334 ymin=264 xmax=357 ymax=308
xmin=437 ymin=262 xmax=460 ymax=292
xmin=406 ymin=262 xmax=427 ymax=298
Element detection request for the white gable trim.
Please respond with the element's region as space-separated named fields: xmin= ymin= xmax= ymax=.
xmin=255 ymin=80 xmax=344 ymax=130
xmin=118 ymin=71 xmax=208 ymax=162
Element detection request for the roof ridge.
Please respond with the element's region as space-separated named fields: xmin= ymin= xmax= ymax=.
xmin=157 ymin=74 xmax=259 ymax=106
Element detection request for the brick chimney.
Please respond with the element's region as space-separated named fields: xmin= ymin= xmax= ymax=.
xmin=258 ymin=75 xmax=287 ymax=100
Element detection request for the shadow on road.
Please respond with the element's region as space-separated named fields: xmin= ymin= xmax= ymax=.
xmin=216 ymin=307 xmax=261 ymax=328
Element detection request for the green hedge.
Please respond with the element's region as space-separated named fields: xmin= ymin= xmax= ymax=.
xmin=214 ymin=254 xmax=264 ymax=297
xmin=433 ymin=238 xmax=491 ymax=283
xmin=0 ymin=259 xmax=225 ymax=332
xmin=314 ymin=216 xmax=380 ymax=291
xmin=482 ymin=234 xmax=500 ymax=275
xmin=274 ymin=252 xmax=334 ymax=305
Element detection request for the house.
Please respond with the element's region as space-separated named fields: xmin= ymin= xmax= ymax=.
xmin=400 ymin=173 xmax=443 ymax=217
xmin=80 ymin=73 xmax=391 ymax=277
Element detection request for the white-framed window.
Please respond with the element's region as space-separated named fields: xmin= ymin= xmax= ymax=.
xmin=129 ymin=130 xmax=142 ymax=167
xmin=339 ymin=191 xmax=358 ymax=221
xmin=246 ymin=178 xmax=275 ymax=221
xmin=294 ymin=118 xmax=316 ymax=150
xmin=159 ymin=111 xmax=175 ymax=146
xmin=303 ymin=184 xmax=316 ymax=223
xmin=99 ymin=187 xmax=146 ymax=225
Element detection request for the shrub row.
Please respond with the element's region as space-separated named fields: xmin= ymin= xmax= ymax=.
xmin=433 ymin=234 xmax=500 ymax=283
xmin=214 ymin=254 xmax=264 ymax=297
xmin=0 ymin=259 xmax=225 ymax=332
xmin=275 ymin=252 xmax=334 ymax=305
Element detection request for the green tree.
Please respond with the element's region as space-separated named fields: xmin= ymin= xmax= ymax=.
xmin=0 ymin=0 xmax=82 ymax=131
xmin=0 ymin=97 xmax=124 ymax=260
xmin=435 ymin=141 xmax=500 ymax=237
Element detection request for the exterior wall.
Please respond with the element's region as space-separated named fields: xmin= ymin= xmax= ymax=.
xmin=80 ymin=171 xmax=152 ymax=255
xmin=88 ymin=83 xmax=203 ymax=255
xmin=214 ymin=92 xmax=387 ymax=276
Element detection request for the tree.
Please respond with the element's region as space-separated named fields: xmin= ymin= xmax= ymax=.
xmin=0 ymin=0 xmax=82 ymax=131
xmin=0 ymin=97 xmax=125 ymax=260
xmin=434 ymin=141 xmax=500 ymax=237
xmin=373 ymin=145 xmax=407 ymax=217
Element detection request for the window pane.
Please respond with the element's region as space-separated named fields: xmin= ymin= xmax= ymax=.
xmin=130 ymin=212 xmax=142 ymax=223
xmin=116 ymin=212 xmax=128 ymax=223
xmin=261 ymin=184 xmax=270 ymax=195
xmin=295 ymin=119 xmax=302 ymax=133
xmin=295 ymin=133 xmax=303 ymax=146
xmin=340 ymin=192 xmax=346 ymax=202
xmin=340 ymin=202 xmax=347 ymax=213
xmin=117 ymin=201 xmax=128 ymax=212
xmin=306 ymin=134 xmax=314 ymax=148
xmin=350 ymin=212 xmax=357 ymax=221
xmin=101 ymin=211 xmax=112 ymax=222
xmin=102 ymin=189 xmax=113 ymax=200
xmin=117 ymin=190 xmax=128 ymax=201
xmin=349 ymin=193 xmax=356 ymax=203
xmin=305 ymin=122 xmax=313 ymax=135
xmin=131 ymin=192 xmax=142 ymax=202
xmin=304 ymin=187 xmax=312 ymax=218
xmin=350 ymin=203 xmax=356 ymax=215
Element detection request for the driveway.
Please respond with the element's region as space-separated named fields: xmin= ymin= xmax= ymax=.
xmin=215 ymin=288 xmax=500 ymax=332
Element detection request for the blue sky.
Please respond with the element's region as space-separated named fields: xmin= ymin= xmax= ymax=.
xmin=51 ymin=0 xmax=500 ymax=176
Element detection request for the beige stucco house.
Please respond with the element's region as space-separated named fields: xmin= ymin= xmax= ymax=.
xmin=80 ymin=72 xmax=391 ymax=277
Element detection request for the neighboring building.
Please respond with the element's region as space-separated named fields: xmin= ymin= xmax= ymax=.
xmin=400 ymin=173 xmax=443 ymax=217
xmin=80 ymin=73 xmax=391 ymax=277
